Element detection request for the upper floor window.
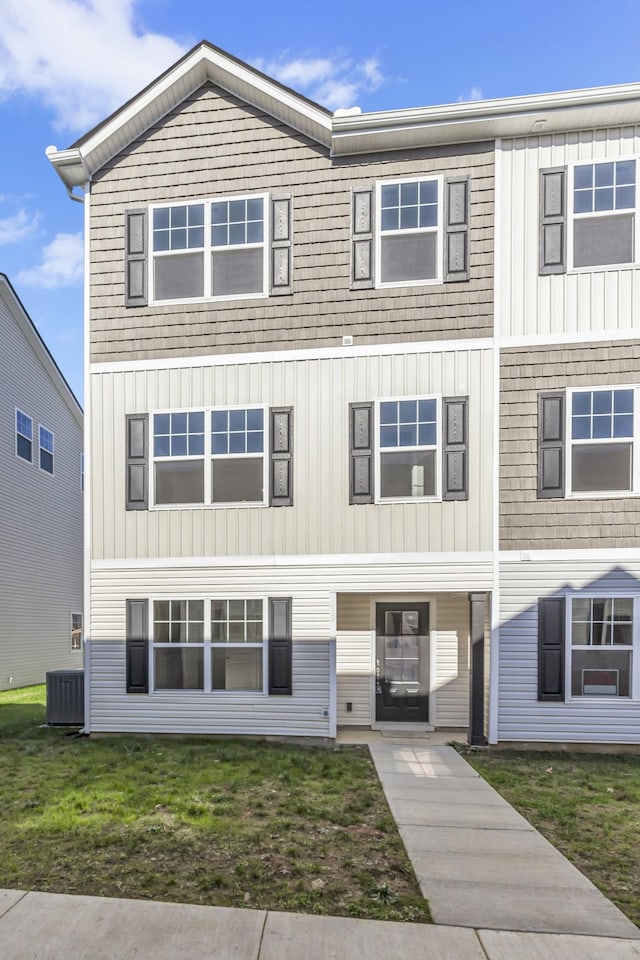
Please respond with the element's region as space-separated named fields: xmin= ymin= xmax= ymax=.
xmin=376 ymin=178 xmax=441 ymax=287
xmin=151 ymin=407 xmax=266 ymax=507
xmin=571 ymin=160 xmax=637 ymax=269
xmin=16 ymin=410 xmax=32 ymax=462
xmin=377 ymin=397 xmax=439 ymax=500
xmin=151 ymin=195 xmax=267 ymax=303
xmin=39 ymin=426 xmax=54 ymax=475
xmin=569 ymin=387 xmax=636 ymax=495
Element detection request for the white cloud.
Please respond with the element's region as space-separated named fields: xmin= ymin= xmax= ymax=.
xmin=0 ymin=209 xmax=39 ymax=246
xmin=457 ymin=86 xmax=484 ymax=103
xmin=254 ymin=52 xmax=384 ymax=110
xmin=0 ymin=0 xmax=187 ymax=132
xmin=17 ymin=233 xmax=83 ymax=288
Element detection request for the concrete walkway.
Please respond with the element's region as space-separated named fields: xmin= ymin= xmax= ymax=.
xmin=370 ymin=742 xmax=640 ymax=939
xmin=2 ymin=888 xmax=640 ymax=959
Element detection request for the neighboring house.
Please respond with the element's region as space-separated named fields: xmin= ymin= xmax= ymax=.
xmin=0 ymin=274 xmax=83 ymax=690
xmin=47 ymin=41 xmax=640 ymax=744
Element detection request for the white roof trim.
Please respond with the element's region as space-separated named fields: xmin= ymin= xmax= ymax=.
xmin=46 ymin=40 xmax=640 ymax=189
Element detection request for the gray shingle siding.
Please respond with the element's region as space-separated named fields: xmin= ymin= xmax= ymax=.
xmin=500 ymin=341 xmax=640 ymax=549
xmin=89 ymin=82 xmax=494 ymax=363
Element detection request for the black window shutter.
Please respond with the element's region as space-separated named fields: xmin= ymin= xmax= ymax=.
xmin=538 ymin=393 xmax=565 ymax=499
xmin=444 ymin=177 xmax=470 ymax=282
xmin=270 ymin=407 xmax=293 ymax=506
xmin=538 ymin=597 xmax=565 ymax=701
xmin=269 ymin=597 xmax=292 ymax=695
xmin=442 ymin=396 xmax=468 ymax=500
xmin=126 ymin=414 xmax=148 ymax=510
xmin=126 ymin=599 xmax=149 ymax=694
xmin=125 ymin=209 xmax=148 ymax=306
xmin=349 ymin=402 xmax=374 ymax=504
xmin=270 ymin=197 xmax=293 ymax=296
xmin=351 ymin=187 xmax=374 ymax=289
xmin=539 ymin=168 xmax=566 ymax=275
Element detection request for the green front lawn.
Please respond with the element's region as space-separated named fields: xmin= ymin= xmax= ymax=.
xmin=0 ymin=686 xmax=429 ymax=921
xmin=460 ymin=747 xmax=640 ymax=928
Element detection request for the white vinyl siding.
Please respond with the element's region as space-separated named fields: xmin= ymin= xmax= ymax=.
xmin=0 ymin=288 xmax=83 ymax=690
xmin=498 ymin=557 xmax=640 ymax=743
xmin=90 ymin=345 xmax=493 ymax=560
xmin=497 ymin=127 xmax=640 ymax=341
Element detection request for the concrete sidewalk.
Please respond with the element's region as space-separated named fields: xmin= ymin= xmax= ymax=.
xmin=370 ymin=742 xmax=640 ymax=939
xmin=2 ymin=889 xmax=640 ymax=960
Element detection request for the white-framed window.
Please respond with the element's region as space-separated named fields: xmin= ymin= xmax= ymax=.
xmin=567 ymin=596 xmax=638 ymax=699
xmin=15 ymin=409 xmax=33 ymax=462
xmin=376 ymin=176 xmax=442 ymax=288
xmin=70 ymin=613 xmax=83 ymax=652
xmin=150 ymin=194 xmax=268 ymax=304
xmin=151 ymin=406 xmax=267 ymax=508
xmin=567 ymin=386 xmax=638 ymax=496
xmin=569 ymin=159 xmax=638 ymax=269
xmin=151 ymin=598 xmax=266 ymax=693
xmin=39 ymin=425 xmax=54 ymax=475
xmin=376 ymin=396 xmax=440 ymax=501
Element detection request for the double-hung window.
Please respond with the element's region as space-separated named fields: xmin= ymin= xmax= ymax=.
xmin=376 ymin=177 xmax=441 ymax=286
xmin=569 ymin=596 xmax=636 ymax=698
xmin=377 ymin=397 xmax=439 ymax=500
xmin=39 ymin=426 xmax=54 ymax=475
xmin=151 ymin=194 xmax=267 ymax=303
xmin=16 ymin=410 xmax=32 ymax=462
xmin=151 ymin=407 xmax=266 ymax=507
xmin=568 ymin=387 xmax=637 ymax=495
xmin=151 ymin=598 xmax=265 ymax=693
xmin=571 ymin=160 xmax=637 ymax=268
xmin=70 ymin=613 xmax=83 ymax=652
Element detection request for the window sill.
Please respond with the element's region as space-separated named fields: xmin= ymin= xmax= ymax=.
xmin=375 ymin=496 xmax=441 ymax=505
xmin=150 ymin=501 xmax=268 ymax=510
xmin=565 ymin=262 xmax=639 ymax=276
xmin=151 ymin=690 xmax=268 ymax=697
xmin=149 ymin=291 xmax=268 ymax=307
xmin=375 ymin=278 xmax=442 ymax=290
xmin=566 ymin=490 xmax=637 ymax=500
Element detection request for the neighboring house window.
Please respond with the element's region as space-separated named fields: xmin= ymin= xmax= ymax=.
xmin=376 ymin=177 xmax=440 ymax=287
xmin=571 ymin=160 xmax=637 ymax=268
xmin=151 ymin=598 xmax=265 ymax=693
xmin=153 ymin=599 xmax=205 ymax=690
xmin=377 ymin=397 xmax=439 ymax=500
xmin=569 ymin=387 xmax=636 ymax=495
xmin=212 ymin=599 xmax=264 ymax=692
xmin=570 ymin=597 xmax=635 ymax=698
xmin=151 ymin=408 xmax=266 ymax=507
xmin=16 ymin=410 xmax=33 ymax=462
xmin=39 ymin=426 xmax=54 ymax=475
xmin=151 ymin=195 xmax=267 ymax=302
xmin=70 ymin=613 xmax=83 ymax=652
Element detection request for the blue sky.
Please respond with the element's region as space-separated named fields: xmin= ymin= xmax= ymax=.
xmin=2 ymin=0 xmax=640 ymax=403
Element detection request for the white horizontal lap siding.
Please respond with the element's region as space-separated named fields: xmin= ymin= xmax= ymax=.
xmin=89 ymin=640 xmax=332 ymax=736
xmin=336 ymin=632 xmax=372 ymax=726
xmin=498 ymin=127 xmax=640 ymax=341
xmin=91 ymin=346 xmax=494 ymax=561
xmin=498 ymin=558 xmax=640 ymax=742
xmin=0 ymin=294 xmax=83 ymax=689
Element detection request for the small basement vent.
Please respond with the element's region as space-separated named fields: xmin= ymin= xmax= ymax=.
xmin=46 ymin=670 xmax=85 ymax=725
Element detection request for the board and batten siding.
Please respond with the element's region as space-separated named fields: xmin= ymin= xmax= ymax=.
xmin=0 ymin=291 xmax=83 ymax=690
xmin=498 ymin=557 xmax=640 ymax=743
xmin=335 ymin=590 xmax=471 ymax=727
xmin=497 ymin=127 xmax=640 ymax=341
xmin=500 ymin=340 xmax=640 ymax=550
xmin=91 ymin=346 xmax=494 ymax=560
xmin=89 ymin=82 xmax=494 ymax=363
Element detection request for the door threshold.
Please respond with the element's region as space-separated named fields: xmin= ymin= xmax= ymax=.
xmin=372 ymin=722 xmax=434 ymax=733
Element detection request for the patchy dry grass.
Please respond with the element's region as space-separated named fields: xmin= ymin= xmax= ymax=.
xmin=459 ymin=747 xmax=640 ymax=928
xmin=0 ymin=686 xmax=429 ymax=921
